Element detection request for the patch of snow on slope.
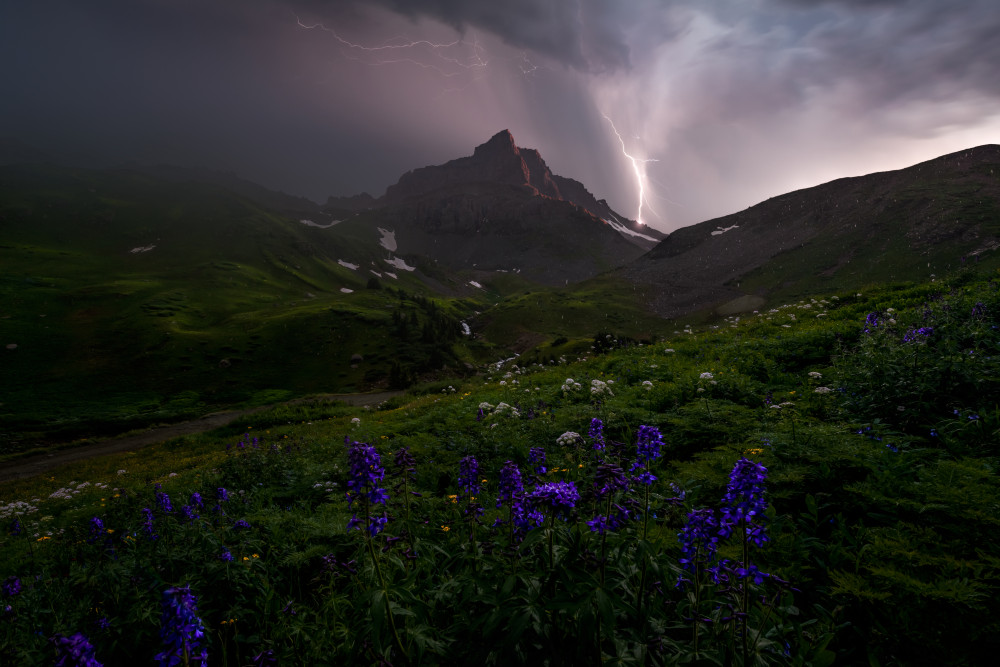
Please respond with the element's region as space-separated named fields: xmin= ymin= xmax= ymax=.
xmin=370 ymin=270 xmax=382 ymax=277
xmin=711 ymin=225 xmax=739 ymax=236
xmin=340 ymin=288 xmax=354 ymax=294
xmin=338 ymin=260 xmax=359 ymax=270
xmin=469 ymin=281 xmax=483 ymax=289
xmin=300 ymin=219 xmax=341 ymax=229
xmin=461 ymin=322 xmax=471 ymax=336
xmin=385 ymin=272 xmax=398 ymax=279
xmin=384 ymin=256 xmax=415 ymax=272
xmin=129 ymin=245 xmax=156 ymax=254
xmin=603 ymin=216 xmax=659 ymax=242
xmin=377 ymin=228 xmax=397 ymax=252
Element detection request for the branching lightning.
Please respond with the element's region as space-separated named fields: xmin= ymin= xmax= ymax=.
xmin=296 ymin=17 xmax=488 ymax=84
xmin=602 ymin=114 xmax=659 ymax=226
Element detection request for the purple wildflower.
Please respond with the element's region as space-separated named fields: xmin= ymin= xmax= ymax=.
xmin=497 ymin=460 xmax=524 ymax=509
xmin=141 ymin=508 xmax=157 ymax=539
xmin=528 ymin=481 xmax=580 ymax=517
xmin=587 ymin=515 xmax=611 ymax=534
xmin=189 ymin=493 xmax=203 ymax=509
xmin=718 ymin=458 xmax=769 ymax=547
xmin=589 ymin=418 xmax=606 ymax=451
xmin=87 ymin=517 xmax=105 ymax=543
xmin=155 ymin=585 xmax=208 ymax=667
xmin=972 ymin=301 xmax=987 ymax=320
xmin=902 ymin=326 xmax=933 ymax=343
xmin=179 ymin=506 xmax=198 ymax=522
xmin=528 ymin=447 xmax=547 ymax=475
xmin=677 ymin=508 xmax=719 ymax=576
xmin=251 ymin=649 xmax=278 ymax=666
xmin=50 ymin=632 xmax=103 ymax=667
xmin=9 ymin=518 xmax=21 ymax=537
xmin=2 ymin=576 xmax=21 ymax=597
xmin=155 ymin=492 xmax=173 ymax=514
xmin=863 ymin=311 xmax=881 ymax=334
xmin=219 ymin=548 xmax=234 ymax=562
xmin=233 ymin=519 xmax=251 ymax=531
xmin=217 ymin=488 xmax=229 ymax=502
xmin=458 ymin=455 xmax=481 ymax=495
xmin=593 ymin=463 xmax=629 ymax=498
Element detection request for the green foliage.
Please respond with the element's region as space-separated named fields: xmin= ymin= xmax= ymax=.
xmin=2 ymin=275 xmax=1000 ymax=665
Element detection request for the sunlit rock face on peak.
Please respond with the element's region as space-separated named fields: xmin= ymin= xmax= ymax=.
xmin=381 ymin=129 xmax=664 ymax=249
xmin=331 ymin=130 xmax=664 ymax=284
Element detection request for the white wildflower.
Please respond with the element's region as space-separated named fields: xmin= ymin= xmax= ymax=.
xmin=556 ymin=431 xmax=582 ymax=447
xmin=699 ymin=372 xmax=714 ymax=380
xmin=814 ymin=387 xmax=832 ymax=394
xmin=642 ymin=380 xmax=653 ymax=391
xmin=808 ymin=371 xmax=823 ymax=379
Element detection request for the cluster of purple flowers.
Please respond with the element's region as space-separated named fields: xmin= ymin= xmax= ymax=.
xmin=2 ymin=576 xmax=21 ymax=597
xmin=458 ymin=455 xmax=481 ymax=495
xmin=155 ymin=492 xmax=173 ymax=514
xmin=589 ymin=418 xmax=605 ymax=451
xmin=631 ymin=425 xmax=664 ymax=484
xmin=528 ymin=447 xmax=547 ymax=475
xmin=155 ymin=585 xmax=208 ymax=667
xmin=496 ymin=460 xmax=524 ymax=509
xmin=677 ymin=508 xmax=719 ymax=576
xmin=141 ymin=508 xmax=157 ymax=540
xmin=528 ymin=481 xmax=579 ymax=519
xmin=87 ymin=517 xmax=105 ymax=544
xmin=677 ymin=458 xmax=771 ymax=588
xmin=345 ymin=441 xmax=390 ymax=537
xmin=863 ymin=311 xmax=881 ymax=334
xmin=902 ymin=326 xmax=933 ymax=343
xmin=718 ymin=458 xmax=769 ymax=546
xmin=213 ymin=487 xmax=229 ymax=515
xmin=50 ymin=632 xmax=103 ymax=667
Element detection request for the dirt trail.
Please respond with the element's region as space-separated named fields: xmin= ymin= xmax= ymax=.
xmin=0 ymin=391 xmax=403 ymax=483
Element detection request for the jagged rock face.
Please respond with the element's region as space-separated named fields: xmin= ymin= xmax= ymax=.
xmin=385 ymin=130 xmax=558 ymax=202
xmin=381 ymin=129 xmax=663 ymax=249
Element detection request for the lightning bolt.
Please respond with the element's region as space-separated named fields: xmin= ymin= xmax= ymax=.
xmin=296 ymin=17 xmax=488 ymax=82
xmin=602 ymin=114 xmax=658 ymax=226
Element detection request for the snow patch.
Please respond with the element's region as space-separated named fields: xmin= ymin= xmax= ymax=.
xmin=129 ymin=245 xmax=156 ymax=254
xmin=338 ymin=260 xmax=359 ymax=270
xmin=385 ymin=272 xmax=398 ymax=279
xmin=603 ymin=218 xmax=659 ymax=242
xmin=299 ymin=218 xmax=341 ymax=229
xmin=370 ymin=270 xmax=382 ymax=278
xmin=711 ymin=224 xmax=739 ymax=236
xmin=469 ymin=280 xmax=483 ymax=289
xmin=377 ymin=227 xmax=397 ymax=252
xmin=340 ymin=288 xmax=354 ymax=294
xmin=461 ymin=322 xmax=471 ymax=336
xmin=384 ymin=256 xmax=415 ymax=272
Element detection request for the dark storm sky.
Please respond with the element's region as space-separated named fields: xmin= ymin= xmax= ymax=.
xmin=3 ymin=0 xmax=999 ymax=231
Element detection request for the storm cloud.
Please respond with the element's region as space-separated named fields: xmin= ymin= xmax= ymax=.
xmin=2 ymin=0 xmax=998 ymax=231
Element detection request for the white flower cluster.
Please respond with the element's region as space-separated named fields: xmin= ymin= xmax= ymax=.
xmin=478 ymin=401 xmax=493 ymax=411
xmin=814 ymin=387 xmax=832 ymax=394
xmin=441 ymin=385 xmax=457 ymax=393
xmin=0 ymin=500 xmax=40 ymax=520
xmin=591 ymin=379 xmax=613 ymax=396
xmin=561 ymin=378 xmax=582 ymax=392
xmin=664 ymin=348 xmax=675 ymax=353
xmin=769 ymin=401 xmax=796 ymax=409
xmin=699 ymin=372 xmax=714 ymax=380
xmin=351 ymin=417 xmax=361 ymax=425
xmin=556 ymin=431 xmax=582 ymax=447
xmin=642 ymin=380 xmax=654 ymax=391
xmin=312 ymin=480 xmax=340 ymax=492
xmin=808 ymin=371 xmax=823 ymax=379
xmin=492 ymin=402 xmax=520 ymax=418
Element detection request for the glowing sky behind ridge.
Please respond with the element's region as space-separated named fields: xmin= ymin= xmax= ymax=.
xmin=3 ymin=0 xmax=999 ymax=231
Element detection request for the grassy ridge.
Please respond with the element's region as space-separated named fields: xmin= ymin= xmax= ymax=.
xmin=1 ymin=273 xmax=997 ymax=664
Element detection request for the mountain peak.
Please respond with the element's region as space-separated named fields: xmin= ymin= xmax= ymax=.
xmin=473 ymin=129 xmax=518 ymax=158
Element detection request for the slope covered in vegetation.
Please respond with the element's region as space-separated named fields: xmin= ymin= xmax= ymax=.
xmin=2 ymin=271 xmax=998 ymax=665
